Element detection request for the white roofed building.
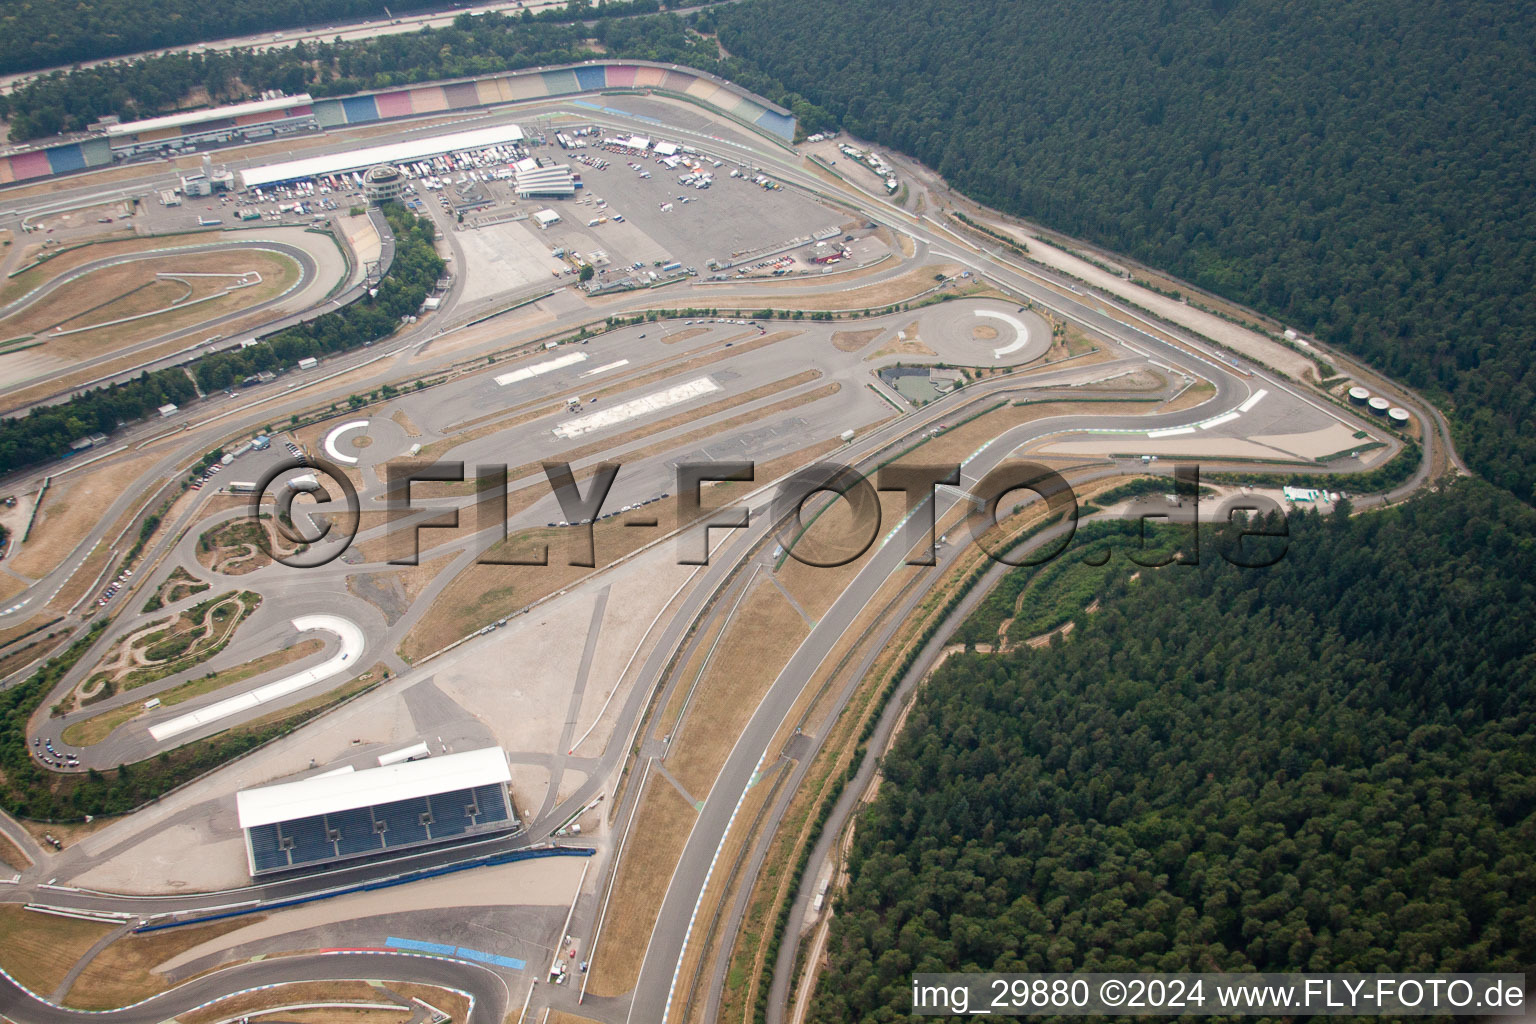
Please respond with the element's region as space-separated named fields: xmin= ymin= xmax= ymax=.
xmin=236 ymin=746 xmax=516 ymax=874
xmin=239 ymin=123 xmax=523 ymax=189
xmin=515 ymin=163 xmax=576 ymax=198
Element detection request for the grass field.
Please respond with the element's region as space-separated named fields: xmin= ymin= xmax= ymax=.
xmin=0 ymin=904 xmax=115 ymax=997
xmin=585 ymin=778 xmax=697 ymax=998
xmin=65 ymin=917 xmax=264 ymax=1010
xmin=666 ymin=580 xmax=809 ymax=798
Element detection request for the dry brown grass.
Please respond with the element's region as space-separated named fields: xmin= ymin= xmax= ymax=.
xmin=830 ymin=328 xmax=880 ymax=353
xmin=662 ymin=326 xmax=710 ymax=344
xmin=706 ymin=262 xmax=962 ymax=312
xmin=46 ymin=542 xmax=111 ymax=616
xmin=177 ymin=981 xmax=397 ymax=1024
xmin=0 ymin=826 xmax=33 ymax=870
xmin=0 ymin=234 xmax=211 ymax=306
xmin=543 ymin=1012 xmax=605 ymax=1024
xmin=65 ymin=917 xmax=260 ymax=1010
xmin=0 ymin=573 xmax=26 ymax=603
xmin=0 ymin=626 xmax=70 ymax=680
xmin=674 ymin=760 xmax=782 ymax=1023
xmin=390 ymin=409 xmax=422 ymax=436
xmin=666 ymin=580 xmax=809 ymax=798
xmin=0 ymin=904 xmax=116 ymax=997
xmin=388 ymin=982 xmax=470 ymax=1022
xmin=585 ymin=779 xmax=697 ymax=997
xmin=253 ymin=1009 xmax=407 ymax=1024
xmin=13 ymin=450 xmax=160 ymax=577
xmin=1161 ymin=379 xmax=1217 ymax=413
xmin=775 ymin=491 xmax=911 ymax=623
xmin=0 ymin=250 xmax=298 ymax=360
xmin=63 ymin=638 xmax=325 ymax=746
xmin=870 ymin=337 xmax=937 ymax=359
xmin=886 ymin=398 xmax=1154 ymax=471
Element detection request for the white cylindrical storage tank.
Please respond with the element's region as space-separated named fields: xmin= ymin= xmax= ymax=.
xmin=1368 ymin=397 xmax=1390 ymax=416
xmin=1347 ymin=386 xmax=1370 ymax=406
xmin=1388 ymin=407 xmax=1411 ymax=427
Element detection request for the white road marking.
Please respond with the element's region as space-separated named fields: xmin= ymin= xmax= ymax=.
xmin=553 ymin=377 xmax=719 ymax=440
xmin=323 ymin=419 xmax=369 ymax=464
xmin=976 ymin=308 xmax=1030 ymax=358
xmin=148 ymin=615 xmax=364 ymax=742
xmin=1199 ymin=411 xmax=1241 ymax=430
xmin=581 ymin=359 xmax=630 ymax=377
xmin=494 ymin=351 xmax=587 ymax=385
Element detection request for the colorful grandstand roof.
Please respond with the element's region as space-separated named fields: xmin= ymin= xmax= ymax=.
xmin=235 ymin=746 xmax=510 ymax=828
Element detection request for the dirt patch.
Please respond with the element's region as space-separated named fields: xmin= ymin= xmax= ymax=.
xmin=389 ymin=409 xmax=422 ymax=437
xmin=869 ymin=320 xmax=937 ymax=359
xmin=585 ymin=780 xmax=697 ymax=997
xmin=831 ymin=328 xmax=880 ymax=353
xmin=345 ymin=552 xmax=457 ymax=626
xmin=971 ymin=324 xmax=1000 ymax=341
xmin=662 ymin=326 xmax=710 ymax=344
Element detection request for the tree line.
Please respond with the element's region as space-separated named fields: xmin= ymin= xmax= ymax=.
xmin=0 ymin=0 xmax=682 ymax=78
xmin=0 ymin=10 xmax=832 ymax=147
xmin=0 ymin=203 xmax=441 ymax=477
xmin=810 ymin=482 xmax=1536 ymax=1021
xmin=715 ymin=0 xmax=1536 ymax=505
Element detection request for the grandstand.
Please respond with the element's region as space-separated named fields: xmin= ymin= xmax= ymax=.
xmin=105 ymin=94 xmax=318 ymax=158
xmin=235 ymin=746 xmax=516 ymax=875
xmin=239 ymin=122 xmax=525 ymax=190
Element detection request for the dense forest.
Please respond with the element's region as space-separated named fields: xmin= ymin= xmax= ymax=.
xmin=0 ymin=203 xmax=441 ymax=476
xmin=0 ymin=0 xmax=676 ymax=77
xmin=718 ymin=0 xmax=1536 ymax=503
xmin=811 ymin=483 xmax=1536 ymax=1020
